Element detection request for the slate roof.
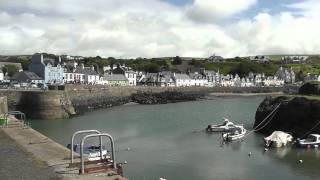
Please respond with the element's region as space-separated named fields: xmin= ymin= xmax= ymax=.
xmin=174 ymin=73 xmax=191 ymax=80
xmin=10 ymin=71 xmax=43 ymax=82
xmin=74 ymin=66 xmax=99 ymax=75
xmin=189 ymin=73 xmax=206 ymax=79
xmin=104 ymin=74 xmax=128 ymax=81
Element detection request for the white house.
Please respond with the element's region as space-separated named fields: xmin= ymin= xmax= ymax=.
xmin=0 ymin=69 xmax=4 ymax=81
xmin=263 ymin=76 xmax=284 ymax=87
xmin=189 ymin=72 xmax=208 ymax=87
xmin=64 ymin=64 xmax=99 ymax=84
xmin=203 ymin=70 xmax=220 ymax=87
xmin=125 ymin=71 xmax=137 ymax=86
xmin=220 ymin=74 xmax=235 ymax=87
xmin=173 ymin=73 xmax=193 ymax=87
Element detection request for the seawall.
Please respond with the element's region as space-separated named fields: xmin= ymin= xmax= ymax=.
xmin=0 ymin=86 xmax=284 ymax=120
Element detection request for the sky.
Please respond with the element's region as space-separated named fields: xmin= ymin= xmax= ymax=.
xmin=0 ymin=0 xmax=320 ymax=58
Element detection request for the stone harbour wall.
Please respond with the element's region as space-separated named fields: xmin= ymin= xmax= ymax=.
xmin=0 ymin=86 xmax=284 ymax=120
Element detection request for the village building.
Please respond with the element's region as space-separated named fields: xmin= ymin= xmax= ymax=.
xmin=64 ymin=64 xmax=99 ymax=84
xmin=263 ymin=76 xmax=284 ymax=87
xmin=220 ymin=74 xmax=235 ymax=87
xmin=189 ymin=72 xmax=208 ymax=87
xmin=102 ymin=73 xmax=129 ymax=86
xmin=173 ymin=73 xmax=193 ymax=87
xmin=282 ymin=56 xmax=309 ymax=64
xmin=158 ymin=71 xmax=175 ymax=87
xmin=0 ymin=69 xmax=4 ymax=81
xmin=202 ymin=70 xmax=221 ymax=87
xmin=275 ymin=67 xmax=295 ymax=84
xmin=29 ymin=53 xmax=64 ymax=84
xmin=10 ymin=71 xmax=44 ymax=84
xmin=112 ymin=66 xmax=137 ymax=86
xmin=249 ymin=55 xmax=269 ymax=63
xmin=304 ymin=73 xmax=320 ymax=82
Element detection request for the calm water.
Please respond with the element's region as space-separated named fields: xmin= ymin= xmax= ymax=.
xmin=30 ymin=97 xmax=320 ymax=180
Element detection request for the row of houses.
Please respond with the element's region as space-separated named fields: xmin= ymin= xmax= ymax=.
xmin=5 ymin=53 xmax=298 ymax=88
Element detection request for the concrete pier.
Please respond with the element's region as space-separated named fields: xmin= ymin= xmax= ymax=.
xmin=1 ymin=118 xmax=126 ymax=180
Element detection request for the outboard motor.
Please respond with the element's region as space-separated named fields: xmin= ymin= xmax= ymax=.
xmin=206 ymin=125 xmax=212 ymax=132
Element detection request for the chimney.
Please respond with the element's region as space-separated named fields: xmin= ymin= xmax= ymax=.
xmin=40 ymin=53 xmax=44 ymax=63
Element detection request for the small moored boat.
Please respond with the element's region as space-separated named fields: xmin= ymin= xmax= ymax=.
xmin=206 ymin=118 xmax=239 ymax=132
xmin=67 ymin=144 xmax=110 ymax=161
xmin=264 ymin=131 xmax=293 ymax=148
xmin=222 ymin=126 xmax=246 ymax=141
xmin=297 ymin=134 xmax=320 ymax=148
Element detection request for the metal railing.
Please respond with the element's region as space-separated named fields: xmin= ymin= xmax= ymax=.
xmin=80 ymin=133 xmax=116 ymax=174
xmin=1 ymin=111 xmax=27 ymax=128
xmin=70 ymin=130 xmax=103 ymax=164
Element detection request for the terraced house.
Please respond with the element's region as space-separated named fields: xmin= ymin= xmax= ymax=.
xmin=29 ymin=53 xmax=64 ymax=84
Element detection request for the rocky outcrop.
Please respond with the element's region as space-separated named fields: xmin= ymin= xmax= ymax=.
xmin=254 ymin=96 xmax=320 ymax=137
xmin=131 ymin=91 xmax=205 ymax=104
xmin=298 ymin=81 xmax=320 ymax=95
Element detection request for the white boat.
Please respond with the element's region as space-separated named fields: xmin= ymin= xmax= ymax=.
xmin=67 ymin=144 xmax=110 ymax=161
xmin=222 ymin=126 xmax=246 ymax=141
xmin=87 ymin=149 xmax=110 ymax=161
xmin=206 ymin=119 xmax=239 ymax=132
xmin=297 ymin=134 xmax=320 ymax=148
xmin=264 ymin=131 xmax=293 ymax=148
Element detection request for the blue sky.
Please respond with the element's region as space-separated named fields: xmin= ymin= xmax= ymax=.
xmin=164 ymin=0 xmax=305 ymax=17
xmin=0 ymin=0 xmax=319 ymax=57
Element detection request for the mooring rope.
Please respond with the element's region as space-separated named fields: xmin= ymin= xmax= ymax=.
xmin=235 ymin=103 xmax=282 ymax=141
xmin=299 ymin=120 xmax=320 ymax=139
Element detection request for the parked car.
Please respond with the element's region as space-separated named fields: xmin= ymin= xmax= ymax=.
xmin=30 ymin=83 xmax=38 ymax=88
xmin=11 ymin=82 xmax=20 ymax=88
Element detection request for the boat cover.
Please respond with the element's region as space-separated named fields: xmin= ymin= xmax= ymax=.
xmin=264 ymin=131 xmax=293 ymax=144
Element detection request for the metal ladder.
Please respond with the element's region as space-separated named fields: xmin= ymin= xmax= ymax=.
xmin=69 ymin=130 xmax=121 ymax=175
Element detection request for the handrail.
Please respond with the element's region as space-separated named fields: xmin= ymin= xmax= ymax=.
xmin=3 ymin=111 xmax=26 ymax=127
xmin=80 ymin=133 xmax=116 ymax=174
xmin=70 ymin=130 xmax=102 ymax=164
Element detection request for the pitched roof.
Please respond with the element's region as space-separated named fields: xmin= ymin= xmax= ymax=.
xmin=74 ymin=66 xmax=99 ymax=75
xmin=174 ymin=73 xmax=191 ymax=80
xmin=11 ymin=71 xmax=43 ymax=81
xmin=104 ymin=74 xmax=128 ymax=81
xmin=189 ymin=73 xmax=206 ymax=80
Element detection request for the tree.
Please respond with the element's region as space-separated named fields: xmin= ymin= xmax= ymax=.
xmin=144 ymin=63 xmax=160 ymax=73
xmin=172 ymin=56 xmax=182 ymax=65
xmin=20 ymin=59 xmax=31 ymax=70
xmin=296 ymin=70 xmax=305 ymax=82
xmin=2 ymin=64 xmax=19 ymax=77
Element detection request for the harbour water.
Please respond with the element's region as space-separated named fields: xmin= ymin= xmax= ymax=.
xmin=30 ymin=96 xmax=320 ymax=180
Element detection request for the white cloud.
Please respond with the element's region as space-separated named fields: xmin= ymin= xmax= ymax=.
xmin=0 ymin=0 xmax=320 ymax=58
xmin=186 ymin=0 xmax=257 ymax=22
